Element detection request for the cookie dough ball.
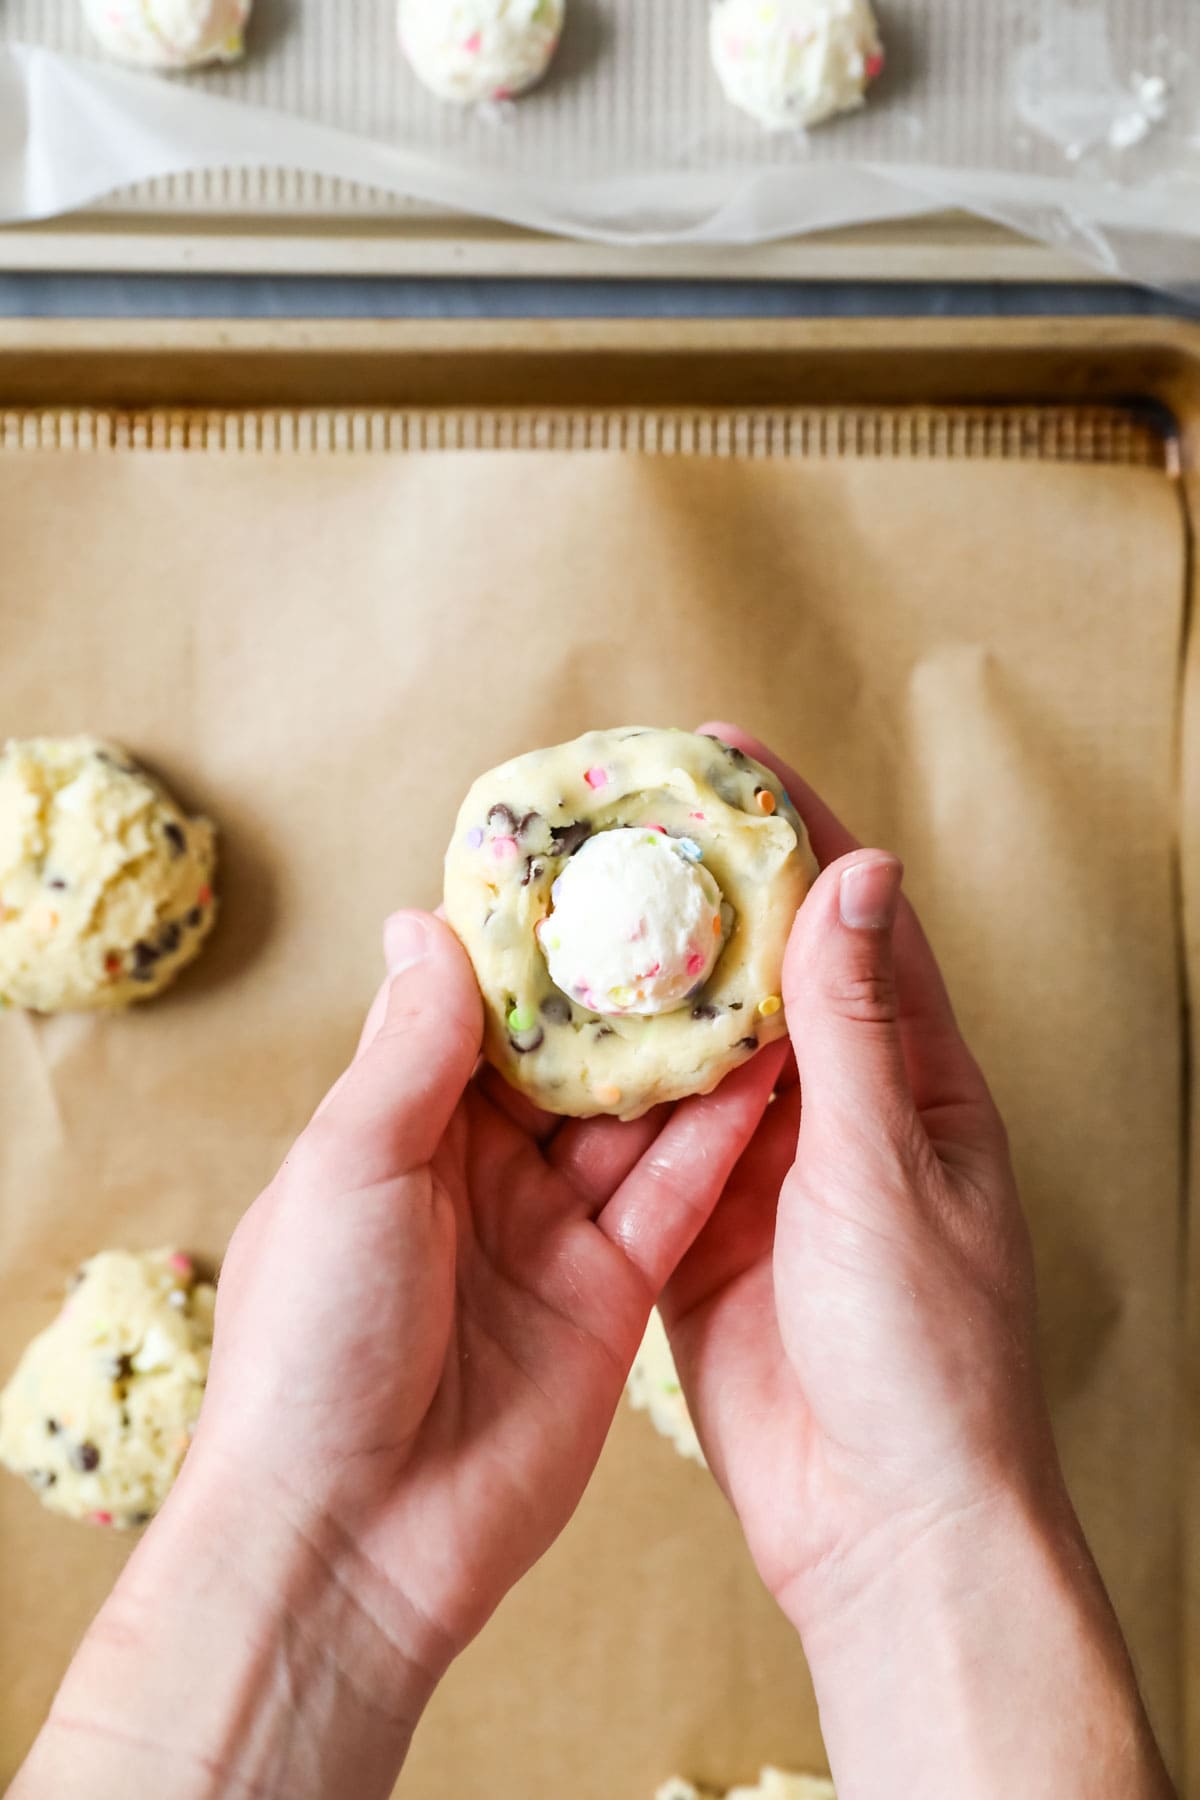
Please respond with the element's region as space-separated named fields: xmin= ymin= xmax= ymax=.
xmin=710 ymin=0 xmax=883 ymax=131
xmin=658 ymin=1773 xmax=835 ymax=1800
xmin=444 ymin=727 xmax=817 ymax=1121
xmin=0 ymin=1250 xmax=215 ymax=1528
xmin=398 ymin=0 xmax=564 ymax=104
xmin=81 ymin=0 xmax=250 ymax=68
xmin=627 ymin=1309 xmax=705 ymax=1466
xmin=0 ymin=737 xmax=217 ymax=1013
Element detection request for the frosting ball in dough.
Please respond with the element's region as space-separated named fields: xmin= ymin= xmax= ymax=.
xmin=444 ymin=727 xmax=817 ymax=1120
xmin=626 ymin=1309 xmax=705 ymax=1466
xmin=0 ymin=1250 xmax=215 ymax=1528
xmin=709 ymin=0 xmax=884 ymax=131
xmin=0 ymin=736 xmax=217 ymax=1013
xmin=398 ymin=0 xmax=565 ymax=104
xmin=538 ymin=827 xmax=725 ymax=1019
xmin=658 ymin=1773 xmax=835 ymax=1800
xmin=80 ymin=0 xmax=251 ymax=69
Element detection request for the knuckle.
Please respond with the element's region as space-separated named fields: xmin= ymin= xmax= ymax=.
xmin=827 ymin=968 xmax=899 ymax=1026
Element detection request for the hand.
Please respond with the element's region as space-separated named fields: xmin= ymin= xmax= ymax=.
xmin=15 ymin=909 xmax=781 ymax=1800
xmin=202 ymin=907 xmax=781 ymax=1658
xmin=661 ymin=723 xmax=1173 ymax=1800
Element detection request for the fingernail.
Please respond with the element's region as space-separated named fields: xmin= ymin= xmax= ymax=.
xmin=383 ymin=911 xmax=431 ymax=975
xmin=839 ymin=857 xmax=902 ymax=931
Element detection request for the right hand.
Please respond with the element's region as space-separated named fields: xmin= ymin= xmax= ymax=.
xmin=661 ymin=723 xmax=1172 ymax=1799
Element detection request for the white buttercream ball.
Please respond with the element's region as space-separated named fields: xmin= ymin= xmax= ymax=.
xmin=398 ymin=0 xmax=564 ymax=104
xmin=709 ymin=0 xmax=883 ymax=131
xmin=81 ymin=0 xmax=250 ymax=69
xmin=537 ymin=827 xmax=725 ymax=1018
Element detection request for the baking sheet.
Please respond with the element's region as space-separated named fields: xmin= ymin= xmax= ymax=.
xmin=0 ymin=408 xmax=1190 ymax=1795
xmin=1 ymin=1 xmax=1199 ymax=286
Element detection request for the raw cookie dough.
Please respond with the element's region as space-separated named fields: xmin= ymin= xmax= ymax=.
xmin=0 ymin=1250 xmax=215 ymax=1528
xmin=80 ymin=0 xmax=251 ymax=69
xmin=444 ymin=727 xmax=817 ymax=1121
xmin=0 ymin=736 xmax=217 ymax=1012
xmin=627 ymin=1308 xmax=705 ymax=1466
xmin=658 ymin=1773 xmax=835 ymax=1800
xmin=398 ymin=0 xmax=564 ymax=103
xmin=709 ymin=0 xmax=883 ymax=131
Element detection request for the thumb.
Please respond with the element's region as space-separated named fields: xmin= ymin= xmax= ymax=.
xmin=301 ymin=911 xmax=483 ymax=1190
xmin=784 ymin=850 xmax=914 ymax=1152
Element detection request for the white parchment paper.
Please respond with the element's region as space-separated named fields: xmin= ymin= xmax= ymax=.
xmin=0 ymin=2 xmax=1198 ymax=283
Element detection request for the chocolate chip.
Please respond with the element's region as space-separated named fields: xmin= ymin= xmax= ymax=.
xmin=163 ymin=821 xmax=186 ymax=856
xmin=132 ymin=940 xmax=160 ymax=972
xmin=27 ymin=1469 xmax=56 ymax=1491
xmin=540 ymin=994 xmax=571 ymax=1025
xmin=487 ymin=804 xmax=518 ymax=833
xmin=71 ymin=1442 xmax=101 ymax=1473
xmin=735 ymin=1035 xmax=759 ymax=1052
xmin=729 ymin=1001 xmax=744 ymax=1012
xmin=520 ymin=857 xmax=544 ymax=889
xmin=157 ymin=921 xmax=181 ymax=956
xmin=46 ymin=877 xmax=66 ymax=891
xmin=727 ymin=745 xmax=750 ymax=768
xmin=692 ymin=1003 xmax=720 ymax=1020
xmin=185 ymin=906 xmax=203 ymax=929
xmin=45 ymin=1418 xmax=59 ymax=1435
xmin=102 ymin=1353 xmax=133 ymax=1382
xmin=550 ymin=820 xmax=592 ymax=858
xmin=517 ymin=811 xmax=542 ymax=838
xmin=130 ymin=1511 xmax=151 ymax=1527
xmin=510 ymin=1027 xmax=545 ymax=1055
xmin=594 ymin=1024 xmax=616 ymax=1039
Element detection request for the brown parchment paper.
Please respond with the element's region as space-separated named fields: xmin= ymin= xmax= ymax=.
xmin=0 ymin=436 xmax=1188 ymax=1796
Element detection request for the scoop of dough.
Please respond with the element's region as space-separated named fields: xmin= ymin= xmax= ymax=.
xmin=709 ymin=0 xmax=883 ymax=131
xmin=626 ymin=1309 xmax=705 ymax=1466
xmin=398 ymin=0 xmax=564 ymax=103
xmin=657 ymin=1773 xmax=836 ymax=1800
xmin=80 ymin=0 xmax=250 ymax=68
xmin=0 ymin=1250 xmax=215 ymax=1528
xmin=539 ymin=827 xmax=725 ymax=1018
xmin=0 ymin=736 xmax=217 ymax=1012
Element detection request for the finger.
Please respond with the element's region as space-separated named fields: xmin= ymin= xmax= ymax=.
xmin=546 ymin=1103 xmax=671 ymax=1207
xmin=598 ymin=1040 xmax=787 ymax=1292
xmin=354 ymin=972 xmax=392 ymax=1060
xmin=785 ymin=850 xmax=918 ymax=1159
xmin=661 ymin=1083 xmax=803 ymax=1326
xmin=300 ymin=912 xmax=482 ymax=1189
xmin=699 ymin=720 xmax=986 ymax=1119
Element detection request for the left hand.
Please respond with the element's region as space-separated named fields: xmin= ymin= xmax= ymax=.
xmin=15 ymin=908 xmax=782 ymax=1800
xmin=200 ymin=907 xmax=782 ymax=1663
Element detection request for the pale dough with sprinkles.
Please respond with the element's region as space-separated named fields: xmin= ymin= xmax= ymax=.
xmin=0 ymin=1250 xmax=215 ymax=1530
xmin=443 ymin=727 xmax=817 ymax=1121
xmin=0 ymin=736 xmax=217 ymax=1013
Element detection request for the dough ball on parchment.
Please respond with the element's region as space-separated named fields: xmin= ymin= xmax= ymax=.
xmin=0 ymin=736 xmax=216 ymax=1013
xmin=80 ymin=0 xmax=251 ymax=69
xmin=626 ymin=1308 xmax=706 ymax=1467
xmin=398 ymin=0 xmax=565 ymax=104
xmin=710 ymin=0 xmax=883 ymax=131
xmin=0 ymin=1250 xmax=215 ymax=1529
